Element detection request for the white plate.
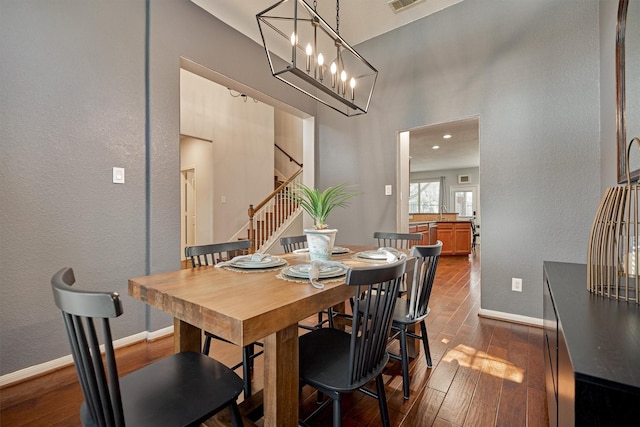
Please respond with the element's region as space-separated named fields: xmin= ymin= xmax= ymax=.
xmin=356 ymin=249 xmax=401 ymax=260
xmin=282 ymin=264 xmax=347 ymax=279
xmin=228 ymin=256 xmax=286 ymax=269
xmin=293 ymin=246 xmax=349 ymax=255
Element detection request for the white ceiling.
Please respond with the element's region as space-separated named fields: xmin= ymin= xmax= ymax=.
xmin=189 ymin=0 xmax=477 ymax=173
xmin=191 ymin=0 xmax=463 ymax=47
xmin=409 ymin=117 xmax=479 ymax=173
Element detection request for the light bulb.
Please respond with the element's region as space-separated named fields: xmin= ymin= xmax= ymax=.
xmin=340 ymin=70 xmax=347 ymax=95
xmin=290 ymin=32 xmax=297 ymax=46
xmin=350 ymin=77 xmax=356 ymax=101
xmin=317 ymin=53 xmax=324 ymax=66
xmin=305 ymin=43 xmax=312 ymax=72
xmin=330 ymin=62 xmax=337 ymax=88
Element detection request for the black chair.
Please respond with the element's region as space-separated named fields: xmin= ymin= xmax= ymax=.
xmin=374 ymin=231 xmax=422 ymax=249
xmin=280 ymin=235 xmax=334 ymax=330
xmin=388 ymin=242 xmax=442 ymax=399
xmin=185 ymin=240 xmax=262 ymax=399
xmin=471 ymin=217 xmax=480 ymax=252
xmin=279 ymin=234 xmax=308 ymax=253
xmin=51 ymin=267 xmax=244 ymax=427
xmin=298 ymin=259 xmax=407 ymax=427
xmin=185 ymin=239 xmax=251 ymax=267
xmin=374 ymin=231 xmax=422 ymax=295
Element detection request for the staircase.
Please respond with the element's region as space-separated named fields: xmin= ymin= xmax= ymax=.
xmin=247 ymin=169 xmax=303 ymax=253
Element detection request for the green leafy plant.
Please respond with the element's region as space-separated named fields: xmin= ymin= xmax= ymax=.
xmin=292 ymin=183 xmax=359 ymax=229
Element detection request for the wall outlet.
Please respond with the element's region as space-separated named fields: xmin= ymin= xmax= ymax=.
xmin=512 ymin=277 xmax=522 ymax=292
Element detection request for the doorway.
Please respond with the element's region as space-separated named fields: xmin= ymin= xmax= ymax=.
xmin=178 ymin=59 xmax=316 ymax=256
xmin=396 ymin=117 xmax=480 ymax=232
xmin=450 ymin=185 xmax=478 ymax=219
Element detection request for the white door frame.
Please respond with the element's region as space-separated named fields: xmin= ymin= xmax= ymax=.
xmin=180 ymin=168 xmax=196 ymax=260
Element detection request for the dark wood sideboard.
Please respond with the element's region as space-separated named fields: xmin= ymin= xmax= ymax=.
xmin=543 ymin=262 xmax=640 ymax=427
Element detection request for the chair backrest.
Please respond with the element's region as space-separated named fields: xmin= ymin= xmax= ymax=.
xmin=346 ymin=259 xmax=406 ymax=387
xmin=407 ymin=242 xmax=442 ymax=319
xmin=280 ymin=235 xmax=307 ymax=253
xmin=51 ymin=267 xmax=125 ymax=427
xmin=373 ymin=231 xmax=422 ymax=249
xmin=470 ymin=218 xmax=480 ymax=235
xmin=185 ymin=240 xmax=251 ymax=267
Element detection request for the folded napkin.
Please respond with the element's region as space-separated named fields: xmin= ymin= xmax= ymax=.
xmin=308 ymin=260 xmax=349 ymax=289
xmin=215 ymin=252 xmax=270 ymax=268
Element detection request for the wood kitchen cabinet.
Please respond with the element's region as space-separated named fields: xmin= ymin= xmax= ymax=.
xmin=436 ymin=221 xmax=471 ymax=255
xmin=409 ymin=222 xmax=437 ymax=246
xmin=543 ymin=262 xmax=640 ymax=427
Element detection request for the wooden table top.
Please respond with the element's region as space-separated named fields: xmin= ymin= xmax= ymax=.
xmin=128 ymin=245 xmax=390 ymax=346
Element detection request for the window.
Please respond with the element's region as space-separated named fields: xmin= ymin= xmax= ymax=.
xmin=451 ymin=186 xmax=478 ymax=218
xmin=409 ymin=181 xmax=440 ymax=213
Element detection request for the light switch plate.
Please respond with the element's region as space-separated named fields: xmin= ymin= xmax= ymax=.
xmin=113 ymin=167 xmax=125 ymax=184
xmin=385 ymin=185 xmax=392 ymax=196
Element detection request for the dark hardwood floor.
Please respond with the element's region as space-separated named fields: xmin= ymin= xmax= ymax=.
xmin=0 ymin=249 xmax=549 ymax=426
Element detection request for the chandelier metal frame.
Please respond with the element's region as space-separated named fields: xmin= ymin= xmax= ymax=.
xmin=257 ymin=0 xmax=378 ymax=116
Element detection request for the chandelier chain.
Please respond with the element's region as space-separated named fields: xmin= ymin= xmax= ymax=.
xmin=336 ymin=0 xmax=340 ymax=34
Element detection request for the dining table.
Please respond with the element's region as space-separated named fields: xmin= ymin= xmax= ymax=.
xmin=128 ymin=245 xmax=407 ymax=426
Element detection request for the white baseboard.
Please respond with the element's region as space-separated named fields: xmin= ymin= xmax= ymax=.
xmin=0 ymin=326 xmax=174 ymax=387
xmin=478 ymin=308 xmax=543 ymax=327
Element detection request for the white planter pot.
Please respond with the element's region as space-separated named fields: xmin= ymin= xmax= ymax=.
xmin=304 ymin=228 xmax=337 ymax=261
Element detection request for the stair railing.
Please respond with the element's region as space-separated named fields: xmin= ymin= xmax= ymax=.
xmin=248 ymin=169 xmax=303 ymax=253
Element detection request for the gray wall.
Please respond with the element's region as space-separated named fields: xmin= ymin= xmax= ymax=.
xmin=0 ymin=0 xmax=315 ymax=375
xmin=0 ymin=0 xmax=619 ymax=375
xmin=314 ymin=0 xmax=602 ymax=319
xmin=1 ymin=0 xmax=148 ymax=374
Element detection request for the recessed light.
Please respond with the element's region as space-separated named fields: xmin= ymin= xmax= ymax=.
xmin=443 ymin=134 xmax=452 ymax=139
xmin=432 ymin=145 xmax=440 ymax=149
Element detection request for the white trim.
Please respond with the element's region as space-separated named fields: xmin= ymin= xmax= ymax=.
xmin=478 ymin=308 xmax=543 ymax=328
xmin=147 ymin=325 xmax=174 ymax=341
xmin=0 ymin=326 xmax=174 ymax=387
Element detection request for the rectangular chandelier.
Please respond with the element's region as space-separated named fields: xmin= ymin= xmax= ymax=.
xmin=257 ymin=0 xmax=378 ymax=116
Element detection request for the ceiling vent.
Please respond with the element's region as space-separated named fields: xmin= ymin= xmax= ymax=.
xmin=388 ymin=0 xmax=425 ymax=13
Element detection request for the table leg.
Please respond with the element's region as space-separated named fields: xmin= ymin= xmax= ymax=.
xmin=174 ymin=318 xmax=202 ymax=353
xmin=263 ymin=323 xmax=299 ymax=427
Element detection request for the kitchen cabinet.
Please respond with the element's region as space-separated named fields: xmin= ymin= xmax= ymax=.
xmin=436 ymin=221 xmax=471 ymax=255
xmin=543 ymin=262 xmax=640 ymax=427
xmin=409 ymin=222 xmax=437 ymax=246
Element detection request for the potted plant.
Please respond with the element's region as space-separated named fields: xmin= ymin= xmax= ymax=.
xmin=292 ymin=183 xmax=359 ymax=260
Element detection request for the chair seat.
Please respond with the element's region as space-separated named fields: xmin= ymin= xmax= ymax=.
xmin=392 ymin=298 xmax=430 ymax=325
xmin=299 ymin=328 xmax=388 ymax=392
xmin=81 ymin=352 xmax=244 ymax=427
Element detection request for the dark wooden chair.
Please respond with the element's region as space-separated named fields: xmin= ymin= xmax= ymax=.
xmin=51 ymin=267 xmax=244 ymax=427
xmin=279 ymin=234 xmax=308 ymax=253
xmin=373 ymin=231 xmax=422 ymax=249
xmin=388 ymin=242 xmax=442 ymax=399
xmin=471 ymin=217 xmax=480 ymax=252
xmin=298 ymin=259 xmax=407 ymax=427
xmin=185 ymin=239 xmax=262 ymax=399
xmin=185 ymin=239 xmax=251 ymax=267
xmin=280 ymin=235 xmax=334 ymax=330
